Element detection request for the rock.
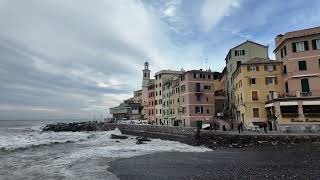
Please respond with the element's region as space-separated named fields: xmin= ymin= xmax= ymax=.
xmin=116 ymin=140 xmax=120 ymax=143
xmin=111 ymin=134 xmax=128 ymax=139
xmin=136 ymin=136 xmax=151 ymax=142
xmin=136 ymin=139 xmax=146 ymax=145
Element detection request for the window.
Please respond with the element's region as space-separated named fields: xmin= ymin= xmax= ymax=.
xmin=160 ymin=109 xmax=161 ymax=114
xmin=207 ymin=109 xmax=209 ymax=114
xmin=159 ymin=83 xmax=161 ymax=87
xmin=265 ymin=77 xmax=277 ymax=85
xmin=247 ymin=65 xmax=259 ymax=72
xmin=196 ymin=95 xmax=201 ymax=101
xmin=285 ymin=82 xmax=289 ymax=93
xmin=208 ymin=75 xmax=211 ymax=79
xmin=195 ymin=106 xmax=203 ymax=114
xmin=156 ymin=84 xmax=158 ymax=88
xmin=280 ymin=46 xmax=287 ymax=58
xmin=180 ymin=85 xmax=185 ymax=92
xmin=283 ymin=65 xmax=287 ymax=74
xmin=312 ymin=39 xmax=320 ymax=50
xmin=237 ymin=61 xmax=241 ymax=68
xmin=319 ymin=59 xmax=320 ymax=69
xmin=159 ymin=90 xmax=162 ymax=95
xmin=253 ymin=108 xmax=259 ymax=118
xmin=250 ymin=78 xmax=256 ymax=85
xmin=235 ymin=50 xmax=245 ymax=56
xmin=156 ymin=91 xmax=158 ymax=96
xmin=206 ymin=97 xmax=208 ymax=102
xmin=298 ymin=60 xmax=307 ymax=71
xmin=204 ymin=85 xmax=211 ymax=90
xmin=292 ymin=41 xmax=309 ymax=52
xmin=301 ymin=78 xmax=310 ymax=93
xmin=159 ymin=75 xmax=161 ymax=79
xmin=252 ymin=91 xmax=258 ymax=101
xmin=265 ymin=65 xmax=274 ymax=71
xmin=196 ymin=83 xmax=201 ymax=92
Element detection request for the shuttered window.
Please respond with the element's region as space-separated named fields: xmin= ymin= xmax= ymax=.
xmin=292 ymin=41 xmax=309 ymax=52
xmin=253 ymin=108 xmax=260 ymax=118
xmin=312 ymin=39 xmax=320 ymax=50
xmin=298 ymin=60 xmax=307 ymax=71
xmin=252 ymin=91 xmax=258 ymax=101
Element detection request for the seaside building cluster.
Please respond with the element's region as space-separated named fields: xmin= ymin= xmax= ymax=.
xmin=110 ymin=26 xmax=320 ymax=132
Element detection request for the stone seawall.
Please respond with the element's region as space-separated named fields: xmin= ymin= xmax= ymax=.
xmin=43 ymin=122 xmax=320 ymax=148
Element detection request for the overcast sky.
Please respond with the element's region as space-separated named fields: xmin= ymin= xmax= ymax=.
xmin=0 ymin=0 xmax=319 ymax=120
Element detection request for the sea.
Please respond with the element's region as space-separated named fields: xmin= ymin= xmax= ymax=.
xmin=0 ymin=119 xmax=211 ymax=180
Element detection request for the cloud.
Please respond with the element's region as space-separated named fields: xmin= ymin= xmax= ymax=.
xmin=200 ymin=0 xmax=241 ymax=31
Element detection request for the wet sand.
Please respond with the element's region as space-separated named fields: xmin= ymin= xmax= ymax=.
xmin=109 ymin=144 xmax=320 ymax=180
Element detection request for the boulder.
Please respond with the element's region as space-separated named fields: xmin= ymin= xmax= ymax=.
xmin=111 ymin=134 xmax=128 ymax=139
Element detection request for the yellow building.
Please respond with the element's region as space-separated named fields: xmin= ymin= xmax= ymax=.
xmin=233 ymin=57 xmax=284 ymax=129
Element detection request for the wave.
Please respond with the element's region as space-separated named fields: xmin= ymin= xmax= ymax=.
xmin=0 ymin=127 xmax=122 ymax=152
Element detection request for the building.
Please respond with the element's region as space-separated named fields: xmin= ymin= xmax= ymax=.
xmin=154 ymin=70 xmax=183 ymax=125
xmin=180 ymin=70 xmax=215 ymax=127
xmin=110 ymin=99 xmax=142 ymax=120
xmin=214 ymin=69 xmax=227 ymax=118
xmin=133 ymin=89 xmax=142 ymax=104
xmin=225 ymin=41 xmax=269 ymax=119
xmin=147 ymin=80 xmax=155 ymax=124
xmin=141 ymin=61 xmax=151 ymax=119
xmin=265 ymin=27 xmax=320 ymax=132
xmin=233 ymin=57 xmax=284 ymax=129
xmin=162 ymin=78 xmax=181 ymax=126
xmin=274 ymin=26 xmax=320 ymax=96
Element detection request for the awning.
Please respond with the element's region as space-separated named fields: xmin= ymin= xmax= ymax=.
xmin=302 ymin=101 xmax=320 ymax=105
xmin=265 ymin=103 xmax=274 ymax=108
xmin=280 ymin=101 xmax=298 ymax=106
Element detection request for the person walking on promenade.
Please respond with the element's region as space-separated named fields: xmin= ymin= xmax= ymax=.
xmin=238 ymin=123 xmax=241 ymax=134
xmin=240 ymin=121 xmax=244 ymax=133
xmin=263 ymin=123 xmax=267 ymax=133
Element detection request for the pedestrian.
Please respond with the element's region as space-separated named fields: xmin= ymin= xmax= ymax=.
xmin=263 ymin=123 xmax=267 ymax=133
xmin=214 ymin=123 xmax=218 ymax=131
xmin=210 ymin=123 xmax=213 ymax=131
xmin=240 ymin=121 xmax=244 ymax=132
xmin=231 ymin=122 xmax=234 ymax=131
xmin=238 ymin=123 xmax=241 ymax=134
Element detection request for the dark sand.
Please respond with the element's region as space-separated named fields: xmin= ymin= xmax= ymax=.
xmin=109 ymin=144 xmax=320 ymax=180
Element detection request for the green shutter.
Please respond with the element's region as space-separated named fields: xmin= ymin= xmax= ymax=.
xmin=312 ymin=40 xmax=317 ymax=50
xmin=304 ymin=41 xmax=309 ymax=51
xmin=292 ymin=43 xmax=297 ymax=52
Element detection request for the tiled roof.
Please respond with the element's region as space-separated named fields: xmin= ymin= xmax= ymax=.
xmin=242 ymin=57 xmax=281 ymax=65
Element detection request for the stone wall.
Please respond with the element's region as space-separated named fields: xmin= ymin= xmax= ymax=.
xmin=42 ymin=122 xmax=320 ymax=148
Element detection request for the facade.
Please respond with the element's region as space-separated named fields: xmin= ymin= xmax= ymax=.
xmin=274 ymin=26 xmax=320 ymax=96
xmin=180 ymin=70 xmax=215 ymax=127
xmin=109 ymin=99 xmax=142 ymax=120
xmin=225 ymin=41 xmax=268 ymax=118
xmin=162 ymin=78 xmax=181 ymax=126
xmin=147 ymin=80 xmax=155 ymax=124
xmin=265 ymin=27 xmax=320 ymax=132
xmin=141 ymin=61 xmax=151 ymax=119
xmin=133 ymin=89 xmax=142 ymax=104
xmin=233 ymin=57 xmax=284 ymax=129
xmin=154 ymin=70 xmax=183 ymax=125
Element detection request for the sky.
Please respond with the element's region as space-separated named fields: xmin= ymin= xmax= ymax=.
xmin=0 ymin=0 xmax=320 ymax=120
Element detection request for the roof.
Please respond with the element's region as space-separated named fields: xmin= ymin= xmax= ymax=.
xmin=155 ymin=70 xmax=183 ymax=76
xmin=225 ymin=40 xmax=267 ymax=61
xmin=232 ymin=57 xmax=281 ymax=78
xmin=184 ymin=69 xmax=213 ymax=74
xmin=274 ymin=26 xmax=320 ymax=52
xmin=241 ymin=57 xmax=281 ymax=65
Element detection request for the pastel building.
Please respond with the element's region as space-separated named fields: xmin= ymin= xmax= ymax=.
xmin=233 ymin=58 xmax=284 ymax=130
xmin=265 ymin=27 xmax=320 ymax=132
xmin=180 ymin=70 xmax=215 ymax=127
xmin=154 ymin=70 xmax=183 ymax=125
xmin=147 ymin=79 xmax=155 ymax=124
xmin=225 ymin=41 xmax=269 ymax=118
xmin=162 ymin=78 xmax=181 ymax=126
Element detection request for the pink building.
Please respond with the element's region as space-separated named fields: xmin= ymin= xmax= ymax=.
xmin=265 ymin=27 xmax=320 ymax=132
xmin=180 ymin=70 xmax=215 ymax=127
xmin=274 ymin=27 xmax=320 ymax=96
xmin=147 ymin=80 xmax=155 ymax=124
